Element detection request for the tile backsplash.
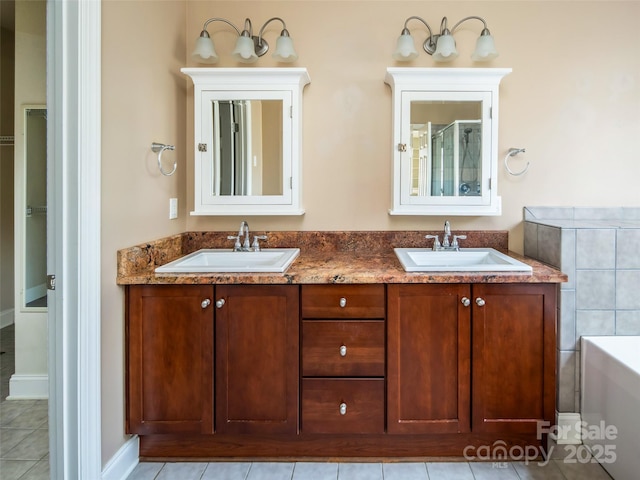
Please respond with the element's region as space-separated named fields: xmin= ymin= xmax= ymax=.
xmin=523 ymin=206 xmax=640 ymax=413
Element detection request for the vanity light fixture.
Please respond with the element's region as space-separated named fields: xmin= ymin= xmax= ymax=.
xmin=393 ymin=16 xmax=498 ymax=63
xmin=192 ymin=17 xmax=298 ymax=64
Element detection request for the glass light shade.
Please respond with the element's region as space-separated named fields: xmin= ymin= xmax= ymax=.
xmin=191 ymin=36 xmax=218 ymax=64
xmin=392 ymin=34 xmax=419 ymax=61
xmin=432 ymin=34 xmax=458 ymax=62
xmin=231 ymin=36 xmax=258 ymax=63
xmin=471 ymin=34 xmax=498 ymax=61
xmin=273 ymin=35 xmax=298 ymax=62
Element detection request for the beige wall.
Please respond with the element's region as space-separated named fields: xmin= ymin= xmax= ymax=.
xmin=182 ymin=0 xmax=640 ymax=244
xmin=101 ymin=0 xmax=187 ymax=463
xmin=101 ymin=0 xmax=640 ymax=465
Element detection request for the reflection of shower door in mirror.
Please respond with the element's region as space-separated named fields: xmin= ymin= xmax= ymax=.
xmin=22 ymin=106 xmax=47 ymax=309
xmin=216 ymin=100 xmax=252 ymax=196
xmin=430 ymin=120 xmax=481 ymax=197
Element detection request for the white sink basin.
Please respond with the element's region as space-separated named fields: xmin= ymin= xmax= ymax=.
xmin=155 ymin=248 xmax=300 ymax=273
xmin=394 ymin=248 xmax=532 ymax=273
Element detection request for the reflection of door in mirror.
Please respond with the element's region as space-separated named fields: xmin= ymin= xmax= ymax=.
xmin=410 ymin=101 xmax=481 ymax=198
xmin=212 ymin=100 xmax=283 ymax=196
xmin=24 ymin=107 xmax=47 ymax=308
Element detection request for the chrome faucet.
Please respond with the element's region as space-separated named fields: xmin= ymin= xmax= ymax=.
xmin=228 ymin=221 xmax=251 ymax=251
xmin=425 ymin=221 xmax=467 ymax=251
xmin=228 ymin=221 xmax=268 ymax=251
xmin=240 ymin=221 xmax=251 ymax=251
xmin=443 ymin=220 xmax=452 ymax=248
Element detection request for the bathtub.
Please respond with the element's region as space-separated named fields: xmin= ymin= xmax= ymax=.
xmin=581 ymin=336 xmax=640 ymax=480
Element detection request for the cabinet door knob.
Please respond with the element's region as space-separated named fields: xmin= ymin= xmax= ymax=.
xmin=461 ymin=297 xmax=471 ymax=307
xmin=339 ymin=345 xmax=347 ymax=357
xmin=339 ymin=297 xmax=347 ymax=308
xmin=475 ymin=297 xmax=486 ymax=307
xmin=339 ymin=402 xmax=347 ymax=415
xmin=201 ymin=299 xmax=211 ymax=309
xmin=215 ymin=298 xmax=225 ymax=309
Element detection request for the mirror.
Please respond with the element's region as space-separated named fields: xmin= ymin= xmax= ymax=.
xmin=183 ymin=68 xmax=310 ymax=216
xmin=409 ymin=101 xmax=482 ymax=198
xmin=212 ymin=99 xmax=283 ymax=196
xmin=23 ymin=106 xmax=48 ymax=309
xmin=386 ymin=68 xmax=511 ymax=216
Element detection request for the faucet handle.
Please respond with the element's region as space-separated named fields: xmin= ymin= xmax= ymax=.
xmin=227 ymin=235 xmax=242 ymax=252
xmin=425 ymin=234 xmax=441 ymax=251
xmin=452 ymin=235 xmax=467 ymax=250
xmin=251 ymin=235 xmax=268 ymax=251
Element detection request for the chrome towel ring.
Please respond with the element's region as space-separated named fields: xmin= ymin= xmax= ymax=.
xmin=151 ymin=142 xmax=177 ymax=176
xmin=504 ymin=147 xmax=529 ymax=176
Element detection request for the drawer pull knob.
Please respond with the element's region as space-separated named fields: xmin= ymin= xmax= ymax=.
xmin=461 ymin=297 xmax=471 ymax=307
xmin=201 ymin=299 xmax=211 ymax=309
xmin=476 ymin=297 xmax=486 ymax=307
xmin=339 ymin=297 xmax=347 ymax=308
xmin=339 ymin=345 xmax=347 ymax=357
xmin=215 ymin=298 xmax=225 ymax=308
xmin=339 ymin=402 xmax=347 ymax=415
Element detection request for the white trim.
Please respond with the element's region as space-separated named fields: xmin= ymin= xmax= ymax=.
xmin=101 ymin=436 xmax=139 ymax=480
xmin=0 ymin=308 xmax=14 ymax=328
xmin=48 ymin=0 xmax=102 ymax=478
xmin=555 ymin=411 xmax=582 ymax=445
xmin=77 ymin=1 xmax=103 ymax=478
xmin=7 ymin=374 xmax=49 ymax=399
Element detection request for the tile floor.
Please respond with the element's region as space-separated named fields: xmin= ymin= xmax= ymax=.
xmin=125 ymin=454 xmax=614 ymax=480
xmin=0 ymin=325 xmax=50 ymax=480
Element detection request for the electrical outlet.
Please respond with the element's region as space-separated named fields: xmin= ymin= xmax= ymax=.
xmin=169 ymin=198 xmax=178 ymax=219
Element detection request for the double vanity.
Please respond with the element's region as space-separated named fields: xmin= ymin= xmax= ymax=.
xmin=115 ymin=63 xmax=567 ymax=460
xmin=118 ymin=227 xmax=565 ymax=460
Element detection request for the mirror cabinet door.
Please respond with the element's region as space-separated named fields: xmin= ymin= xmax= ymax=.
xmin=401 ymin=92 xmax=491 ymax=206
xmin=201 ymin=92 xmax=291 ymax=204
xmin=183 ymin=68 xmax=310 ymax=216
xmin=386 ymin=68 xmax=511 ymax=216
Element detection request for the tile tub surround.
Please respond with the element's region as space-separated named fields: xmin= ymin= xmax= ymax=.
xmin=116 ymin=230 xmax=566 ymax=285
xmin=523 ymin=206 xmax=640 ymax=415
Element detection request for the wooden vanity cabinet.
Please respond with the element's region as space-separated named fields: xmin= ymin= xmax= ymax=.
xmin=126 ymin=281 xmax=556 ymax=458
xmin=126 ymin=284 xmax=299 ymax=437
xmin=126 ymin=284 xmax=215 ymax=435
xmin=215 ymin=285 xmax=299 ymax=435
xmin=387 ymin=283 xmax=556 ymax=438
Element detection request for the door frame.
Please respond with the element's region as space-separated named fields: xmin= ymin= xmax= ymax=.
xmin=47 ymin=0 xmax=102 ymax=478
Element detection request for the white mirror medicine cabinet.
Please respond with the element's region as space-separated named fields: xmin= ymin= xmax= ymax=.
xmin=182 ymin=68 xmax=310 ymax=216
xmin=385 ymin=68 xmax=511 ymax=216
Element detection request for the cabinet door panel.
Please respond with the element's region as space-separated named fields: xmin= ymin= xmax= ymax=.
xmin=216 ymin=285 xmax=299 ymax=434
xmin=387 ymin=284 xmax=471 ymax=434
xmin=126 ymin=285 xmax=214 ymax=435
xmin=472 ymin=284 xmax=556 ymax=434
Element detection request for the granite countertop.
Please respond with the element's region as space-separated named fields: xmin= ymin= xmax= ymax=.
xmin=117 ymin=231 xmax=567 ymax=285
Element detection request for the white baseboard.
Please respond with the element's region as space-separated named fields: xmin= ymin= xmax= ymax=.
xmin=7 ymin=374 xmax=49 ymax=399
xmin=102 ymin=436 xmax=139 ymax=480
xmin=555 ymin=412 xmax=582 ymax=444
xmin=1 ymin=308 xmax=15 ymax=329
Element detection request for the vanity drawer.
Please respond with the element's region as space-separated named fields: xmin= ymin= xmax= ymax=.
xmin=301 ymin=378 xmax=384 ymax=434
xmin=301 ymin=285 xmax=385 ymax=319
xmin=302 ymin=321 xmax=385 ymax=377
